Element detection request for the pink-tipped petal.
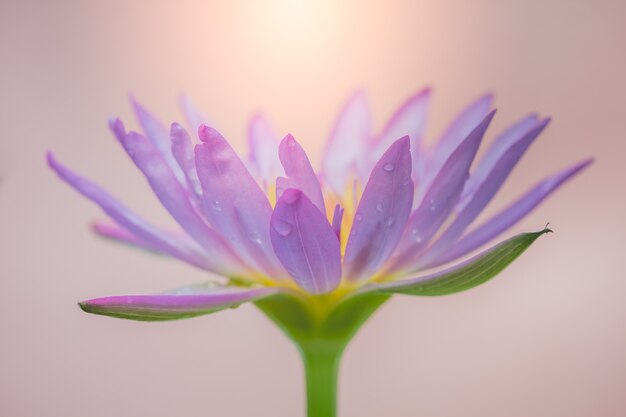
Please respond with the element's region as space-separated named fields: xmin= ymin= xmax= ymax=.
xmin=391 ymin=111 xmax=496 ymax=271
xmin=195 ymin=125 xmax=285 ymax=277
xmin=47 ymin=152 xmax=216 ymax=272
xmin=344 ymin=136 xmax=414 ymax=281
xmin=79 ymin=285 xmax=278 ymax=321
xmin=248 ymin=114 xmax=281 ymax=189
xmin=130 ymin=97 xmax=186 ymax=184
xmin=417 ymin=118 xmax=550 ymax=268
xmin=322 ymin=90 xmax=372 ymax=194
xmin=270 ymin=189 xmax=342 ymax=294
xmin=370 ymin=88 xmax=431 ymax=178
xmin=423 ymin=159 xmax=593 ymax=269
xmin=118 ymin=131 xmax=244 ymax=275
xmin=276 ymin=134 xmax=325 ymax=214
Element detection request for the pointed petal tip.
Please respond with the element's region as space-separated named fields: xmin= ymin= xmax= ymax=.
xmin=170 ymin=121 xmax=187 ymax=137
xmin=198 ymin=124 xmax=221 ymax=142
xmin=480 ymin=91 xmax=495 ymax=104
xmin=411 ymin=86 xmax=432 ymax=100
xmin=580 ymin=157 xmax=595 ymax=168
xmin=46 ymin=151 xmax=66 ymax=175
xmin=108 ymin=117 xmax=127 ymax=141
xmin=281 ymin=133 xmax=296 ymax=144
xmin=249 ymin=112 xmax=265 ymax=124
xmin=45 ymin=150 xmax=56 ymax=167
xmin=397 ymin=134 xmax=410 ymax=147
xmin=534 ymin=117 xmax=551 ymax=132
xmin=128 ymin=92 xmax=140 ymax=107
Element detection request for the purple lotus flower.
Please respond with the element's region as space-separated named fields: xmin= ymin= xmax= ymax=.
xmin=48 ymin=89 xmax=591 ymax=416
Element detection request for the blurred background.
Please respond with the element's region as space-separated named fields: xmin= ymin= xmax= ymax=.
xmin=1 ymin=0 xmax=625 ymax=416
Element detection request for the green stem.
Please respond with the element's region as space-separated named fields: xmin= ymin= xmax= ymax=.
xmin=300 ymin=341 xmax=344 ymax=417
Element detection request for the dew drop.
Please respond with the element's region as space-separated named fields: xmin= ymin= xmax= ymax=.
xmin=355 ymin=212 xmax=363 ymax=221
xmin=412 ymin=228 xmax=423 ymax=243
xmin=428 ymin=199 xmax=437 ymax=212
xmin=212 ymin=200 xmax=222 ymax=211
xmin=385 ymin=216 xmax=395 ymax=227
xmin=376 ymin=202 xmax=384 ymax=213
xmin=273 ymin=220 xmax=293 ymax=236
xmin=383 ymin=163 xmax=395 ymax=172
xmin=248 ymin=232 xmax=262 ymax=244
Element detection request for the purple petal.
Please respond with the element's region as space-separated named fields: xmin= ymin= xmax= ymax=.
xmin=426 ymin=93 xmax=494 ymax=184
xmin=47 ymin=152 xmax=218 ymax=272
xmin=276 ymin=134 xmax=325 ymax=214
xmin=423 ymin=159 xmax=593 ymax=269
xmin=331 ymin=204 xmax=344 ymax=240
xmin=170 ymin=122 xmax=203 ymax=200
xmin=370 ymin=88 xmax=430 ymax=178
xmin=270 ymin=189 xmax=341 ymax=294
xmin=390 ymin=111 xmax=496 ymax=271
xmin=195 ymin=125 xmax=285 ymax=277
xmin=179 ymin=94 xmax=210 ymax=138
xmin=344 ymin=136 xmax=414 ymax=281
xmin=79 ymin=285 xmax=278 ymax=321
xmin=417 ymin=118 xmax=550 ymax=268
xmin=322 ymin=90 xmax=372 ymax=194
xmin=130 ymin=97 xmax=186 ymax=184
xmin=247 ymin=114 xmax=281 ymax=189
xmin=118 ymin=130 xmax=244 ymax=274
xmin=459 ymin=114 xmax=540 ymax=208
xmin=92 ymin=222 xmax=162 ymax=253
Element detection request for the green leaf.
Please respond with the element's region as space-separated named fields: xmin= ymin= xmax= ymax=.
xmin=376 ymin=228 xmax=552 ymax=296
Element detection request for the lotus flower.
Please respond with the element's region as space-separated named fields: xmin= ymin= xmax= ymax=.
xmin=48 ymin=89 xmax=591 ymax=417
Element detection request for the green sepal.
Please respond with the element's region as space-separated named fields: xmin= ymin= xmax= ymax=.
xmin=255 ymin=292 xmax=390 ymax=417
xmin=376 ymin=228 xmax=552 ymax=296
xmin=77 ymin=302 xmax=231 ymax=322
xmin=255 ymin=291 xmax=390 ymax=350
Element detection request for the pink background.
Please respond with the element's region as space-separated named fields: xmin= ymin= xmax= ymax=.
xmin=1 ymin=0 xmax=625 ymax=416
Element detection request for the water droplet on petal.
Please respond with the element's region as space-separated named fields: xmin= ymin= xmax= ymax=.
xmin=286 ymin=136 xmax=296 ymax=147
xmin=412 ymin=228 xmax=422 ymax=243
xmin=428 ymin=199 xmax=436 ymax=211
xmin=383 ymin=163 xmax=395 ymax=172
xmin=273 ymin=220 xmax=293 ymax=236
xmin=212 ymin=200 xmax=222 ymax=211
xmin=355 ymin=212 xmax=363 ymax=221
xmin=385 ymin=216 xmax=395 ymax=227
xmin=376 ymin=203 xmax=384 ymax=213
xmin=248 ymin=232 xmax=262 ymax=244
